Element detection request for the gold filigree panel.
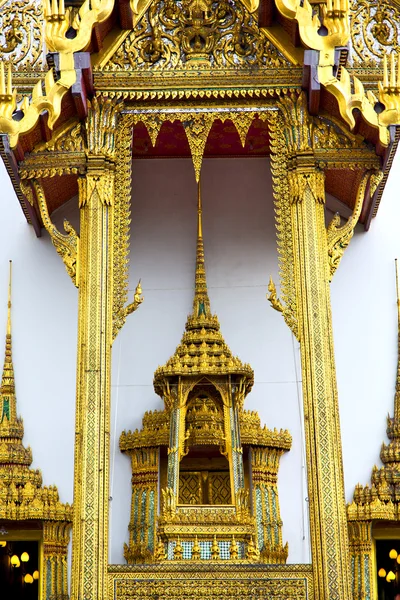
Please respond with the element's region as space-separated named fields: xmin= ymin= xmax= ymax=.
xmin=104 ymin=0 xmax=289 ymax=71
xmin=0 ymin=0 xmax=44 ymax=69
xmin=208 ymin=472 xmax=231 ymax=505
xmin=350 ymin=0 xmax=400 ymax=66
xmin=108 ymin=565 xmax=313 ymax=600
xmin=179 ymin=472 xmax=203 ymax=504
xmin=178 ymin=471 xmax=231 ymax=504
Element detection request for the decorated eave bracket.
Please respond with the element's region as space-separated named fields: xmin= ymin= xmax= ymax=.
xmin=273 ymin=0 xmax=400 ymax=146
xmin=326 ymin=170 xmax=383 ymax=280
xmin=27 ymin=175 xmax=143 ymax=338
xmin=267 ymin=168 xmax=383 ymax=338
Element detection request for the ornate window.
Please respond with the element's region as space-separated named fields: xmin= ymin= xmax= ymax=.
xmin=120 ymin=185 xmax=291 ymax=564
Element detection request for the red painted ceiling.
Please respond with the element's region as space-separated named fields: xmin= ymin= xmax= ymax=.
xmin=132 ymin=118 xmax=270 ymax=158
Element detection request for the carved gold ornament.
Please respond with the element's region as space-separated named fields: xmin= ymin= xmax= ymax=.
xmin=0 ymin=0 xmax=44 ymax=69
xmin=350 ymin=0 xmax=400 ymax=66
xmin=121 ymin=182 xmax=291 ymax=567
xmin=106 ymin=0 xmax=288 ymax=71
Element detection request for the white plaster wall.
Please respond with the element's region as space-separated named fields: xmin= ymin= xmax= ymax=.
xmin=1 ymin=150 xmax=400 ymax=572
xmin=0 ymin=160 xmax=77 ymax=503
xmin=331 ymin=154 xmax=400 ymax=503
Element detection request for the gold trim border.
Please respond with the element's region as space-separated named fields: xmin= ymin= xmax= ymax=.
xmin=108 ymin=564 xmax=314 ymax=599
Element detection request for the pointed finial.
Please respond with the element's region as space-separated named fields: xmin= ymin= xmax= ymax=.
xmin=7 ymin=260 xmax=11 ymax=336
xmin=197 ymin=179 xmax=202 ymax=239
xmin=0 ymin=260 xmax=15 ymax=423
xmin=192 ymin=178 xmax=210 ymax=317
xmin=394 ymin=258 xmax=400 ymax=423
xmin=396 ymin=258 xmax=399 ymax=321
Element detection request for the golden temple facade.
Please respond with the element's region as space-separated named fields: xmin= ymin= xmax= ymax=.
xmin=0 ymin=1 xmax=400 ymax=599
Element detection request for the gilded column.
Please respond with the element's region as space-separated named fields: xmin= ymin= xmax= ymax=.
xmin=124 ymin=448 xmax=159 ymax=563
xmin=250 ymin=447 xmax=288 ymax=564
xmin=43 ymin=521 xmax=72 ymax=600
xmin=269 ymin=94 xmax=351 ymax=599
xmin=71 ymin=97 xmax=121 ymax=600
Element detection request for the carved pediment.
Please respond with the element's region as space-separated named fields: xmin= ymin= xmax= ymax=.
xmin=101 ymin=0 xmax=290 ymax=72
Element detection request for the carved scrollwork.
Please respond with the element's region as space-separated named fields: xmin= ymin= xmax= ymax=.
xmin=31 ymin=179 xmax=80 ymax=287
xmin=350 ymin=0 xmax=400 ymax=66
xmin=326 ymin=171 xmax=381 ymax=280
xmin=0 ymin=0 xmax=44 ymax=69
xmin=106 ymin=0 xmax=288 ymax=71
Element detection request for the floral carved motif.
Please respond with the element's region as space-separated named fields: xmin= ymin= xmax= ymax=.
xmin=350 ymin=0 xmax=400 ymax=66
xmin=0 ymin=0 xmax=44 ymax=69
xmin=106 ymin=0 xmax=288 ymax=71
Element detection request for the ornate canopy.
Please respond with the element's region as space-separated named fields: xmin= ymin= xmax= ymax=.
xmin=0 ymin=0 xmax=399 ymax=233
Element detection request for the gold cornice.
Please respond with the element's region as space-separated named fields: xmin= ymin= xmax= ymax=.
xmin=93 ymin=69 xmax=303 ymax=98
xmin=91 ymin=29 xmax=132 ymax=70
xmin=260 ymin=26 xmax=303 ymax=66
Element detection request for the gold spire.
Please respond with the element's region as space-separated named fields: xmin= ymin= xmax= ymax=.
xmin=395 ymin=258 xmax=400 ymax=423
xmin=0 ymin=262 xmax=72 ymax=527
xmin=1 ymin=260 xmax=15 ymax=402
xmin=0 ymin=260 xmax=28 ymax=457
xmin=193 ymin=180 xmax=210 ymax=318
xmin=380 ymin=259 xmax=400 ymax=468
xmin=154 ymin=184 xmax=253 ymax=396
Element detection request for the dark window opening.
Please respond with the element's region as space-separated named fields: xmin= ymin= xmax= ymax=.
xmin=376 ymin=539 xmax=400 ymax=600
xmin=179 ymin=445 xmax=231 ymax=505
xmin=0 ymin=540 xmax=39 ymax=600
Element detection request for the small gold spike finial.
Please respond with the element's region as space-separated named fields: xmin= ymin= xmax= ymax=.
xmin=7 ymin=260 xmax=11 ymax=337
xmin=396 ymin=258 xmax=399 ymax=323
xmin=0 ymin=260 xmax=16 ymax=425
xmin=395 ymin=258 xmax=400 ymax=423
xmin=197 ymin=179 xmax=202 ymax=239
xmin=193 ymin=178 xmax=209 ymax=317
xmin=3 ymin=260 xmax=14 ymax=381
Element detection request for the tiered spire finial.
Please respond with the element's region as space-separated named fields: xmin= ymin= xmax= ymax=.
xmin=0 ymin=261 xmax=15 ymax=423
xmin=0 ymin=263 xmax=72 ymax=527
xmin=193 ymin=180 xmax=210 ymax=318
xmin=379 ymin=259 xmax=400 ymax=469
xmin=348 ymin=260 xmax=400 ymax=523
xmin=394 ymin=258 xmax=400 ymax=423
xmin=153 ymin=183 xmax=253 ymax=397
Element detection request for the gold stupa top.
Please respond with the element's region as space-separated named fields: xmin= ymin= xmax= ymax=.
xmin=0 ymin=262 xmax=71 ymax=522
xmin=0 ymin=261 xmax=31 ymax=466
xmin=153 ymin=183 xmax=254 ymax=395
xmin=379 ymin=258 xmax=400 ymax=469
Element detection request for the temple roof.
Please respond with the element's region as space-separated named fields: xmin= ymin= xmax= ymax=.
xmin=153 ymin=183 xmax=254 ymax=395
xmin=1 ymin=0 xmax=400 ymax=232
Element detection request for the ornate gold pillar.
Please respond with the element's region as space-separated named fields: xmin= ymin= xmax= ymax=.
xmin=43 ymin=521 xmax=72 ymax=600
xmin=269 ymin=94 xmax=351 ymax=600
xmin=348 ymin=520 xmax=374 ymax=600
xmin=31 ymin=104 xmax=137 ymax=600
xmin=71 ymin=97 xmax=120 ymax=600
xmin=124 ymin=447 xmax=159 ymax=564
